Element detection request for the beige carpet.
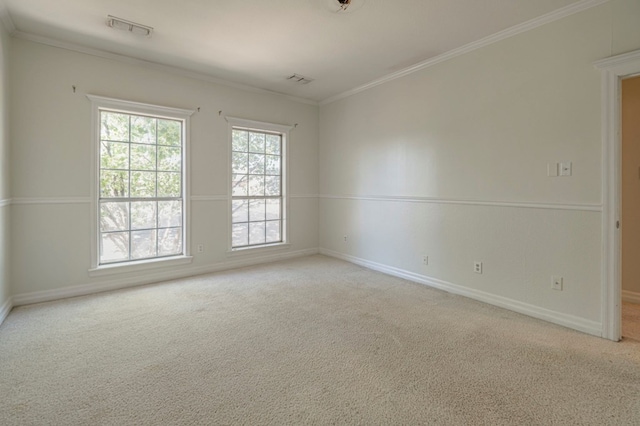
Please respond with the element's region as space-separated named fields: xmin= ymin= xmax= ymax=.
xmin=1 ymin=255 xmax=640 ymax=425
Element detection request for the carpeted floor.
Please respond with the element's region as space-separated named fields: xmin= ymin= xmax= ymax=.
xmin=1 ymin=255 xmax=640 ymax=425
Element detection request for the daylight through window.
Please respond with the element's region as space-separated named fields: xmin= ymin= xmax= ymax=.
xmin=99 ymin=110 xmax=184 ymax=264
xmin=231 ymin=128 xmax=283 ymax=248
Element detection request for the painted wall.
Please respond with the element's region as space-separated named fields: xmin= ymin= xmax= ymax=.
xmin=319 ymin=1 xmax=640 ymax=334
xmin=622 ymin=76 xmax=640 ymax=297
xmin=9 ymin=38 xmax=319 ymax=297
xmin=0 ymin=18 xmax=10 ymax=314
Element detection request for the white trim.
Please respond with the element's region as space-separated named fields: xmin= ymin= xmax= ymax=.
xmin=86 ymin=94 xmax=195 ymax=118
xmin=225 ymin=116 xmax=294 ymax=134
xmin=11 ymin=197 xmax=91 ymax=205
xmin=622 ymin=290 xmax=640 ymax=304
xmin=289 ymin=194 xmax=320 ymax=199
xmin=0 ymin=0 xmax=16 ymax=34
xmin=320 ymin=0 xmax=609 ymax=105
xmin=0 ymin=198 xmax=10 ymax=207
xmin=227 ymin=243 xmax=291 ymax=257
xmin=320 ymin=248 xmax=602 ymax=337
xmin=0 ymin=296 xmax=12 ymax=326
xmin=319 ymin=194 xmax=602 ymax=212
xmin=190 ymin=195 xmax=228 ymax=202
xmin=12 ymin=31 xmax=318 ymax=107
xmin=88 ymin=255 xmax=193 ymax=277
xmin=12 ymin=248 xmax=319 ymax=307
xmin=594 ymin=48 xmax=640 ymax=341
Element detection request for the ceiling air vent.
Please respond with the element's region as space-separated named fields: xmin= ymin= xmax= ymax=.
xmin=107 ymin=15 xmax=153 ymax=37
xmin=286 ymin=74 xmax=314 ymax=85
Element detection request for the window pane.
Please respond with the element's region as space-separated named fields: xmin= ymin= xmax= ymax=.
xmin=131 ymin=144 xmax=156 ymax=171
xmin=232 ymin=199 xmax=248 ymax=223
xmin=248 ymin=154 xmax=265 ymax=174
xmin=158 ymin=201 xmax=182 ymax=227
xmin=266 ymin=199 xmax=280 ymax=220
xmin=266 ymin=221 xmax=281 ymax=243
xmin=100 ymin=202 xmax=129 ymax=232
xmin=265 ymin=155 xmax=280 ymax=175
xmin=131 ymin=230 xmax=157 ymax=259
xmin=265 ymin=134 xmax=281 ymax=155
xmin=249 ymin=132 xmax=265 ymax=153
xmin=249 ymin=199 xmax=266 ymax=222
xmin=157 ymin=119 xmax=181 ymax=146
xmin=157 ymin=172 xmax=181 ymax=197
xmin=249 ymin=222 xmax=266 ymax=245
xmin=131 ymin=201 xmax=157 ymax=230
xmin=232 ymin=130 xmax=249 ymax=152
xmin=232 ymin=174 xmax=248 ymax=197
xmin=265 ymin=176 xmax=280 ymax=196
xmin=131 ymin=115 xmax=156 ymax=144
xmin=101 ymin=170 xmax=129 ymax=198
xmin=158 ymin=146 xmax=181 ymax=171
xmin=232 ymin=152 xmax=249 ymax=174
xmin=100 ymin=231 xmax=129 ymax=263
xmin=130 ymin=171 xmax=156 ymax=197
xmin=232 ymin=223 xmax=248 ymax=247
xmin=158 ymin=228 xmax=182 ymax=256
xmin=101 ymin=112 xmax=129 ymax=142
xmin=248 ymin=176 xmax=265 ymax=196
xmin=100 ymin=141 xmax=129 ymax=170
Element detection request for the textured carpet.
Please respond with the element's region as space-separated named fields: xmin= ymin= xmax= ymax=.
xmin=1 ymin=255 xmax=640 ymax=425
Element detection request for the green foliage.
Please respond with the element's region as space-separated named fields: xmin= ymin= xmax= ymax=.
xmin=158 ymin=119 xmax=181 ymax=146
xmin=249 ymin=132 xmax=265 ymax=153
xmin=131 ymin=115 xmax=156 ymax=143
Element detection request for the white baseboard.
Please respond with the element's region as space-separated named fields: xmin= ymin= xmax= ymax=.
xmin=12 ymin=248 xmax=319 ymax=307
xmin=622 ymin=290 xmax=640 ymax=304
xmin=0 ymin=296 xmax=13 ymax=326
xmin=320 ymin=248 xmax=602 ymax=337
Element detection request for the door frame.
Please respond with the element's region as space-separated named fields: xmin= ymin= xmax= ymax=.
xmin=595 ymin=49 xmax=640 ymax=341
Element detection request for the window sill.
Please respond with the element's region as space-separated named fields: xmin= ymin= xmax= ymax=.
xmin=88 ymin=255 xmax=194 ymax=277
xmin=226 ymin=243 xmax=291 ymax=257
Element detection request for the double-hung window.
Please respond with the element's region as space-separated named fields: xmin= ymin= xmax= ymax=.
xmin=88 ymin=95 xmax=193 ymax=270
xmin=227 ymin=117 xmax=292 ymax=250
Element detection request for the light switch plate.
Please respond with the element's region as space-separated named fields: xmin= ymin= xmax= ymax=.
xmin=547 ymin=162 xmax=558 ymax=177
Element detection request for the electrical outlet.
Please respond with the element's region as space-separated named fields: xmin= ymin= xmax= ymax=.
xmin=197 ymin=244 xmax=204 ymax=253
xmin=423 ymin=255 xmax=428 ymax=265
xmin=343 ymin=235 xmax=348 ymax=242
xmin=474 ymin=261 xmax=482 ymax=274
xmin=552 ymin=276 xmax=563 ymax=291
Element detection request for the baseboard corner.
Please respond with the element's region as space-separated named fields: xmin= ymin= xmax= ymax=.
xmin=0 ymin=296 xmax=13 ymax=326
xmin=622 ymin=290 xmax=640 ymax=304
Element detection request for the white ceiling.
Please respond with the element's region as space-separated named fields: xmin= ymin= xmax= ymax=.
xmin=2 ymin=0 xmax=584 ymax=103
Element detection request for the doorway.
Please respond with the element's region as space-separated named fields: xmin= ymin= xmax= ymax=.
xmin=622 ymin=75 xmax=640 ymax=341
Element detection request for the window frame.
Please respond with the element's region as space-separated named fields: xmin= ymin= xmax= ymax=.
xmin=226 ymin=116 xmax=293 ymax=253
xmin=87 ymin=95 xmax=195 ymax=274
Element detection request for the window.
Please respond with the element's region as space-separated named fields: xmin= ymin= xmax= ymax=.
xmin=228 ymin=118 xmax=292 ymax=250
xmin=88 ymin=96 xmax=194 ymax=270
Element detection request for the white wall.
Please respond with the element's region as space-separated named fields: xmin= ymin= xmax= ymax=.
xmin=9 ymin=38 xmax=319 ymax=298
xmin=0 ymin=17 xmax=10 ymax=317
xmin=319 ymin=0 xmax=640 ymax=335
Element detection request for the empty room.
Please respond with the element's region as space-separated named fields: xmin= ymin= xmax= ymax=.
xmin=1 ymin=0 xmax=640 ymax=424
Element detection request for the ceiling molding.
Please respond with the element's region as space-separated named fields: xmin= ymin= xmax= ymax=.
xmin=320 ymin=0 xmax=610 ymax=106
xmin=0 ymin=0 xmax=16 ymax=34
xmin=11 ymin=31 xmax=319 ymax=107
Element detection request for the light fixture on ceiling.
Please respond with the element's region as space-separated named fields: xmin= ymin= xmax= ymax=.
xmin=107 ymin=15 xmax=153 ymax=37
xmin=287 ymin=74 xmax=314 ymax=85
xmin=337 ymin=0 xmax=352 ymax=11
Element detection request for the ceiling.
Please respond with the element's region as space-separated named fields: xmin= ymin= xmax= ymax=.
xmin=1 ymin=0 xmax=584 ymax=103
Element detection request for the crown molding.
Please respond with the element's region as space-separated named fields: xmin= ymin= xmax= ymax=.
xmin=320 ymin=0 xmax=610 ymax=105
xmin=0 ymin=0 xmax=16 ymax=34
xmin=11 ymin=30 xmax=319 ymax=107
